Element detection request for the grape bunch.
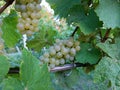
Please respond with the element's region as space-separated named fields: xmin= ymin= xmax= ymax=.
xmin=39 ymin=37 xmax=80 ymax=69
xmin=15 ymin=0 xmax=42 ymax=36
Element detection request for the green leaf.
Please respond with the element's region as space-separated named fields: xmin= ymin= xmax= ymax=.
xmin=75 ymin=43 xmax=101 ymax=64
xmin=3 ymin=77 xmax=24 ymax=90
xmin=97 ymin=38 xmax=120 ymax=60
xmin=47 ymin=0 xmax=102 ymax=35
xmin=95 ymin=0 xmax=120 ymax=28
xmin=115 ymin=71 xmax=120 ymax=89
xmin=46 ymin=0 xmax=81 ymax=17
xmin=52 ymin=69 xmax=80 ymax=90
xmin=27 ymin=23 xmax=58 ymax=51
xmin=0 ymin=56 xmax=10 ymax=82
xmin=68 ymin=6 xmax=102 ymax=35
xmin=20 ymin=49 xmax=53 ymax=90
xmin=1 ymin=10 xmax=21 ymax=47
xmin=94 ymin=57 xmax=120 ymax=87
xmin=51 ymin=68 xmax=110 ymax=90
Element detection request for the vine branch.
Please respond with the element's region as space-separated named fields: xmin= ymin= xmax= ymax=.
xmin=71 ymin=26 xmax=79 ymax=37
xmin=0 ymin=0 xmax=15 ymax=14
xmin=8 ymin=62 xmax=94 ymax=74
xmin=100 ymin=28 xmax=111 ymax=43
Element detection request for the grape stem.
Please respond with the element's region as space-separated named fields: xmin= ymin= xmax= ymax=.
xmin=8 ymin=62 xmax=93 ymax=74
xmin=71 ymin=26 xmax=79 ymax=37
xmin=100 ymin=28 xmax=111 ymax=43
xmin=0 ymin=0 xmax=15 ymax=14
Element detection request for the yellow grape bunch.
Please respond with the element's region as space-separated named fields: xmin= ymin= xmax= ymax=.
xmin=39 ymin=37 xmax=81 ymax=69
xmin=15 ymin=0 xmax=42 ymax=36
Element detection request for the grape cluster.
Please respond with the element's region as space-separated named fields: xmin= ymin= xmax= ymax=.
xmin=15 ymin=0 xmax=42 ymax=36
xmin=39 ymin=37 xmax=80 ymax=69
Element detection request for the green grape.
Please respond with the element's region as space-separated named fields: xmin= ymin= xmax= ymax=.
xmin=20 ymin=4 xmax=27 ymax=12
xmin=75 ymin=46 xmax=80 ymax=51
xmin=17 ymin=23 xmax=24 ymax=31
xmin=55 ymin=60 xmax=60 ymax=65
xmin=70 ymin=48 xmax=76 ymax=56
xmin=43 ymin=52 xmax=49 ymax=58
xmin=39 ymin=38 xmax=80 ymax=68
xmin=60 ymin=58 xmax=65 ymax=65
xmin=36 ymin=4 xmax=41 ymax=11
xmin=69 ymin=56 xmax=74 ymax=61
xmin=49 ymin=64 xmax=55 ymax=69
xmin=65 ymin=54 xmax=70 ymax=60
xmin=56 ymin=52 xmax=63 ymax=58
xmin=21 ymin=12 xmax=28 ymax=18
xmin=50 ymin=58 xmax=56 ymax=64
xmin=61 ymin=47 xmax=69 ymax=55
xmin=16 ymin=1 xmax=42 ymax=36
xmin=66 ymin=41 xmax=73 ymax=47
xmin=49 ymin=48 xmax=56 ymax=56
xmin=54 ymin=45 xmax=61 ymax=52
xmin=24 ymin=23 xmax=30 ymax=29
xmin=44 ymin=58 xmax=49 ymax=63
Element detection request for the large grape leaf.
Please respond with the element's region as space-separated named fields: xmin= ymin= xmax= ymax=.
xmin=95 ymin=0 xmax=120 ymax=28
xmin=27 ymin=19 xmax=58 ymax=51
xmin=67 ymin=5 xmax=102 ymax=35
xmin=47 ymin=0 xmax=102 ymax=35
xmin=1 ymin=50 xmax=53 ymax=90
xmin=1 ymin=10 xmax=21 ymax=47
xmin=0 ymin=56 xmax=10 ymax=83
xmin=51 ymin=69 xmax=111 ymax=90
xmin=2 ymin=77 xmax=24 ymax=90
xmin=75 ymin=43 xmax=101 ymax=64
xmin=97 ymin=38 xmax=120 ymax=60
xmin=20 ymin=49 xmax=53 ymax=90
xmin=46 ymin=0 xmax=81 ymax=17
xmin=94 ymin=57 xmax=120 ymax=88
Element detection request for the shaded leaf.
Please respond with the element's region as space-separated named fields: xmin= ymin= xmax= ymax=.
xmin=76 ymin=43 xmax=101 ymax=64
xmin=68 ymin=6 xmax=102 ymax=35
xmin=46 ymin=0 xmax=81 ymax=17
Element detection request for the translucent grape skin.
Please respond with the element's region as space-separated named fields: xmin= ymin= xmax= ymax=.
xmin=39 ymin=38 xmax=80 ymax=69
xmin=17 ymin=23 xmax=24 ymax=31
xmin=16 ymin=1 xmax=42 ymax=36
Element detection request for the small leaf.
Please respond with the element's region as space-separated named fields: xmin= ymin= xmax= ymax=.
xmin=75 ymin=43 xmax=101 ymax=64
